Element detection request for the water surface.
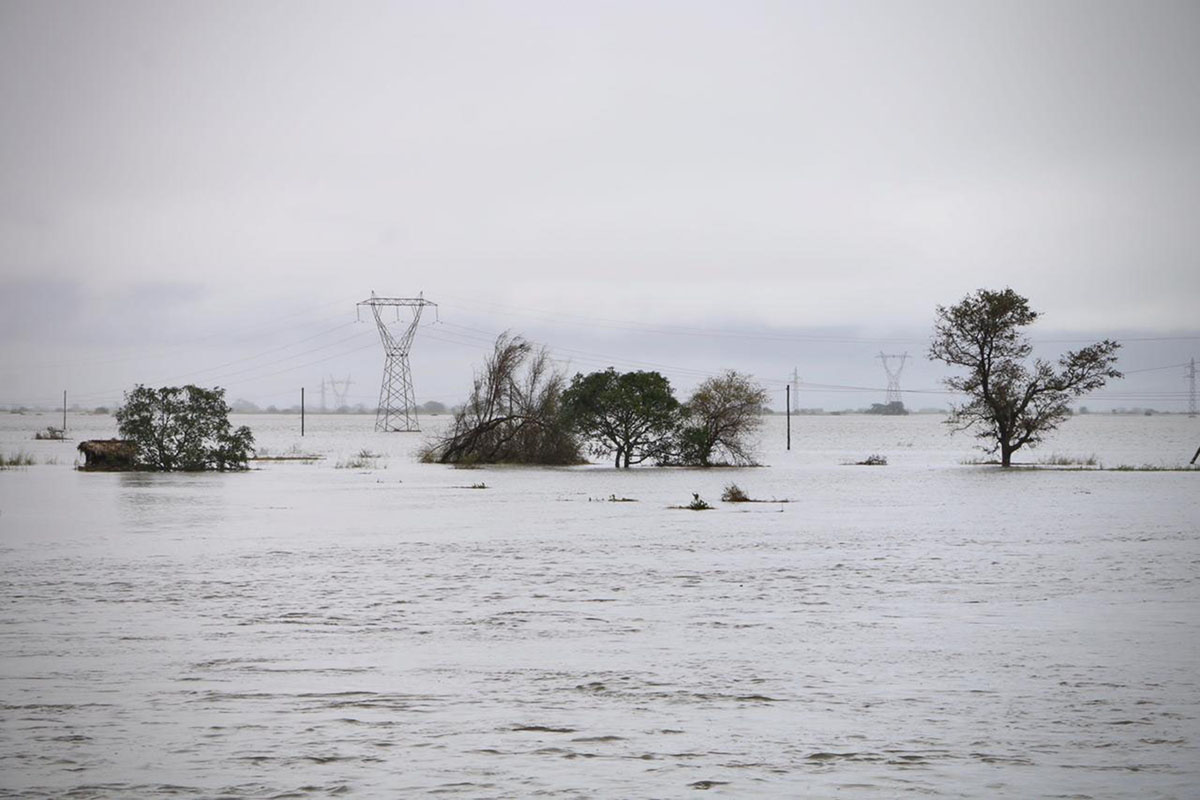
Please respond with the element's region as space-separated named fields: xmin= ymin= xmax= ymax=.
xmin=1 ymin=413 xmax=1197 ymax=797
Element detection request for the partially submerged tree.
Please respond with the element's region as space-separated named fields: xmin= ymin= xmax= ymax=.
xmin=421 ymin=333 xmax=581 ymax=465
xmin=674 ymin=371 xmax=768 ymax=466
xmin=928 ymin=288 xmax=1120 ymax=467
xmin=115 ymin=385 xmax=255 ymax=471
xmin=562 ymin=368 xmax=681 ymax=468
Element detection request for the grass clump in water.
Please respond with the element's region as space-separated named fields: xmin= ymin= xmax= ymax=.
xmin=853 ymin=454 xmax=888 ymax=466
xmin=335 ymin=449 xmax=381 ymax=469
xmin=1 ymin=450 xmax=36 ymax=469
xmin=33 ymin=427 xmax=65 ymax=441
xmin=1037 ymin=453 xmax=1098 ymax=466
xmin=252 ymin=443 xmax=322 ymax=462
xmin=671 ymin=492 xmax=712 ymax=511
xmin=960 ymin=456 xmax=1000 ymax=465
xmin=1107 ymin=464 xmax=1199 ymax=472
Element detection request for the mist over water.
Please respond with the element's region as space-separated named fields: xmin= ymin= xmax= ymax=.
xmin=1 ymin=414 xmax=1197 ymax=798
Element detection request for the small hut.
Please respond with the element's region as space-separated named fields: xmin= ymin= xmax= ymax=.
xmin=77 ymin=439 xmax=137 ymax=471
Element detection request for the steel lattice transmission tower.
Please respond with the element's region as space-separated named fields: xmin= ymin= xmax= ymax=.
xmin=1189 ymin=358 xmax=1197 ymax=418
xmin=330 ymin=375 xmax=353 ymax=410
xmin=876 ymin=351 xmax=910 ymax=405
xmin=321 ymin=374 xmax=353 ymax=412
xmin=358 ymin=293 xmax=437 ymax=432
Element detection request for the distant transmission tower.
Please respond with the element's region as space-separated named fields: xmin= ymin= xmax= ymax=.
xmin=330 ymin=374 xmax=353 ymax=410
xmin=791 ymin=367 xmax=800 ymax=413
xmin=323 ymin=374 xmax=353 ymax=411
xmin=1189 ymin=358 xmax=1197 ymax=418
xmin=876 ymin=352 xmax=910 ymax=405
xmin=358 ymin=293 xmax=437 ymax=432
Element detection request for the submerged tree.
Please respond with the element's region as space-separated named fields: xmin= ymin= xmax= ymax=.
xmin=673 ymin=371 xmax=769 ymax=466
xmin=421 ymin=333 xmax=581 ymax=465
xmin=115 ymin=385 xmax=255 ymax=471
xmin=928 ymin=288 xmax=1121 ymax=467
xmin=561 ymin=368 xmax=681 ymax=468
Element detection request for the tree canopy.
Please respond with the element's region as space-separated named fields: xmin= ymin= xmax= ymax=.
xmin=928 ymin=288 xmax=1121 ymax=466
xmin=115 ymin=385 xmax=255 ymax=471
xmin=421 ymin=337 xmax=770 ymax=469
xmin=674 ymin=371 xmax=768 ymax=466
xmin=562 ymin=368 xmax=681 ymax=468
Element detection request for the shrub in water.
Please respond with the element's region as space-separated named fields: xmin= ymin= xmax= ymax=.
xmin=721 ymin=483 xmax=751 ymax=502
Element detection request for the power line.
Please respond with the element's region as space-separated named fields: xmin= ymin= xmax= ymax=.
xmin=64 ymin=328 xmax=376 ymax=404
xmin=431 ymin=321 xmax=963 ymax=399
xmin=434 ymin=290 xmax=1200 ymax=346
xmin=436 ymin=293 xmax=928 ymax=345
xmin=1122 ymin=361 xmax=1192 ymax=374
xmin=0 ymin=294 xmax=363 ymax=374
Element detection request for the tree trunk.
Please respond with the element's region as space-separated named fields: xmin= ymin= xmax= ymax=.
xmin=623 ymin=451 xmax=630 ymax=469
xmin=1000 ymin=441 xmax=1014 ymax=467
xmin=614 ymin=449 xmax=622 ymax=468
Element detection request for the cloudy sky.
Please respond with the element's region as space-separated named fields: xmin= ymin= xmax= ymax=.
xmin=1 ymin=0 xmax=1197 ymax=411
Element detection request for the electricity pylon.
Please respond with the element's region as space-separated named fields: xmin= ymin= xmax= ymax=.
xmin=358 ymin=293 xmax=437 ymax=432
xmin=876 ymin=352 xmax=909 ymax=405
xmin=791 ymin=367 xmax=800 ymax=413
xmin=1189 ymin=358 xmax=1196 ymax=418
xmin=331 ymin=375 xmax=353 ymax=409
xmin=321 ymin=374 xmax=353 ymax=411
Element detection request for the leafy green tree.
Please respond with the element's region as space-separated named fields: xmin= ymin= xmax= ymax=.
xmin=928 ymin=288 xmax=1121 ymax=467
xmin=562 ymin=368 xmax=680 ymax=468
xmin=115 ymin=385 xmax=255 ymax=471
xmin=675 ymin=371 xmax=769 ymax=466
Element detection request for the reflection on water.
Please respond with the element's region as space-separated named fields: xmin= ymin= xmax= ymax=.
xmin=0 ymin=414 xmax=1197 ymax=797
xmin=116 ymin=471 xmax=232 ymax=536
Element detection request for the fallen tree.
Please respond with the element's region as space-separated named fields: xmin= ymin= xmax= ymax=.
xmin=420 ymin=333 xmax=582 ymax=465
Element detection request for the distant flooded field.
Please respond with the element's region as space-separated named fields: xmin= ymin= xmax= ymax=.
xmin=1 ymin=413 xmax=1198 ymax=798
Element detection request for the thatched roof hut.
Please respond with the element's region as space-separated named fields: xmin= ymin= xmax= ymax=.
xmin=77 ymin=439 xmax=137 ymax=471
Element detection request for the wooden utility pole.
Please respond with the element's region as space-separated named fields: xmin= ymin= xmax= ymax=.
xmin=62 ymin=390 xmax=67 ymax=434
xmin=786 ymin=385 xmax=791 ymax=451
xmin=301 ymin=387 xmax=305 ymax=436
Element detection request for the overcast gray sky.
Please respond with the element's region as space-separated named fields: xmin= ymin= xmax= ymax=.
xmin=1 ymin=0 xmax=1197 ymax=410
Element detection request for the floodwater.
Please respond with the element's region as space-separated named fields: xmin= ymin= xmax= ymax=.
xmin=1 ymin=412 xmax=1198 ymax=798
